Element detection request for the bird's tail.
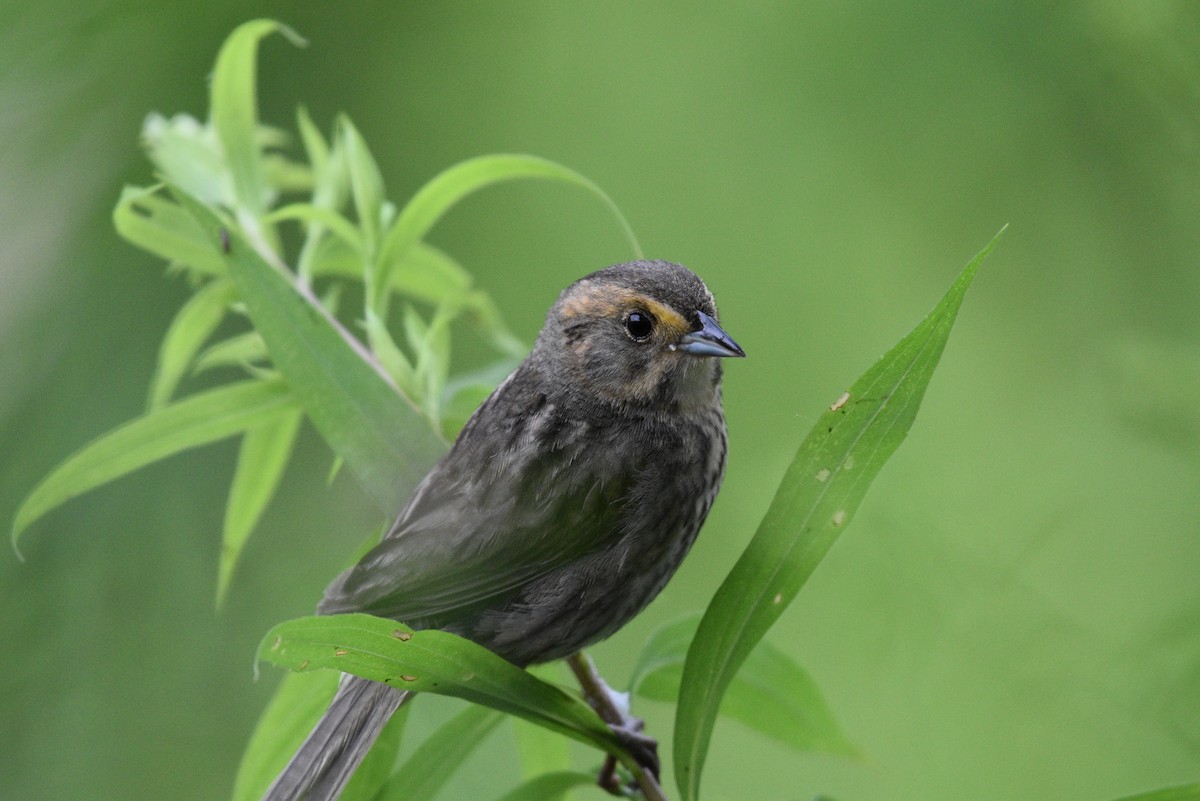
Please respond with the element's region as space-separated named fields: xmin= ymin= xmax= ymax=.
xmin=262 ymin=674 xmax=410 ymax=801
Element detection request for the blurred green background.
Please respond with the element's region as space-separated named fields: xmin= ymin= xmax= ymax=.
xmin=3 ymin=3 xmax=1198 ymax=800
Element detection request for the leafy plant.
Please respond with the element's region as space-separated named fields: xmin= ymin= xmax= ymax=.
xmin=10 ymin=19 xmax=637 ymax=605
xmin=10 ymin=18 xmax=1095 ymax=801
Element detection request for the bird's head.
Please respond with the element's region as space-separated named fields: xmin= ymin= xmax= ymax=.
xmin=534 ymin=260 xmax=744 ymax=411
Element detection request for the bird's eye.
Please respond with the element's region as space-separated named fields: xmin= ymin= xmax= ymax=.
xmin=624 ymin=310 xmax=655 ymax=342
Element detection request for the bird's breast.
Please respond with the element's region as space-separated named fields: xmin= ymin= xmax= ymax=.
xmin=467 ymin=402 xmax=728 ymax=665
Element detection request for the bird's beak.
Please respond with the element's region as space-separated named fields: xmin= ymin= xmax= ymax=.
xmin=675 ymin=310 xmax=746 ymax=358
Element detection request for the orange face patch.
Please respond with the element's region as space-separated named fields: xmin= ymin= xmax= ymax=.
xmin=559 ymin=285 xmax=692 ymax=341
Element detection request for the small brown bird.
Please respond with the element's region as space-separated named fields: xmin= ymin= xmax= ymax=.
xmin=264 ymin=260 xmax=743 ymax=800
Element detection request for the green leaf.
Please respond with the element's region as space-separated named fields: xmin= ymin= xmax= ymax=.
xmin=306 ymin=239 xmax=525 ymax=360
xmin=296 ymin=106 xmax=330 ymax=184
xmin=295 ymin=106 xmax=350 ymax=281
xmin=381 ymin=241 xmax=473 ymax=304
xmin=372 ymin=154 xmax=643 ymax=317
xmin=510 ymin=664 xmax=575 ymax=800
xmin=232 ymin=652 xmax=410 ymax=801
xmin=365 ymin=309 xmax=421 ymax=406
xmin=630 ymin=616 xmax=855 ymax=757
xmin=511 ymin=724 xmax=575 ymax=795
xmin=12 ymin=379 xmax=295 ymax=554
xmin=673 ymin=229 xmax=1004 ymax=801
xmin=375 ymin=704 xmax=504 ymax=801
xmin=210 ymin=19 xmax=302 ymax=221
xmin=403 ymin=301 xmax=458 ymax=429
xmin=265 ymin=203 xmax=364 ymax=255
xmin=230 ymin=669 xmax=340 ymax=801
xmin=257 ymin=614 xmax=624 ymax=759
xmin=112 ymin=185 xmax=227 ymax=276
xmin=174 ymin=187 xmax=446 ymax=516
xmin=217 ymin=407 xmax=304 ymax=607
xmin=148 ymin=278 xmax=236 ymax=409
xmin=194 ymin=332 xmax=270 ymax=375
xmin=339 ymin=116 xmax=386 ymax=263
xmin=491 ymin=772 xmax=595 ymax=801
xmin=512 ymin=666 xmax=572 ymax=775
xmin=262 ymin=152 xmax=313 ymax=194
xmin=1109 ymin=784 xmax=1200 ymax=801
xmin=142 ymin=112 xmax=230 ymax=207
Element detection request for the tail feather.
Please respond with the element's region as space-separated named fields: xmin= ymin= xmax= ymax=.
xmin=262 ymin=675 xmax=409 ymax=801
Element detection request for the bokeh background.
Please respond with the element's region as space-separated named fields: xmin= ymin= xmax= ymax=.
xmin=3 ymin=3 xmax=1199 ymax=800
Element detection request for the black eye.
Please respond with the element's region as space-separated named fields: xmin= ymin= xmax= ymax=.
xmin=624 ymin=310 xmax=654 ymax=342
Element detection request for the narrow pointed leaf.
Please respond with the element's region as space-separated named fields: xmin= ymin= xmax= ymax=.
xmin=231 ymin=669 xmax=340 ymax=801
xmin=375 ymin=704 xmax=504 ymax=801
xmin=365 ymin=309 xmax=421 ymax=405
xmin=673 ymin=230 xmax=1004 ymax=801
xmin=630 ymin=616 xmax=854 ymax=756
xmin=194 ymin=332 xmax=270 ymax=374
xmin=511 ymin=726 xmax=575 ymax=799
xmin=340 ymin=116 xmax=385 ymax=259
xmin=12 ymin=379 xmax=294 ymax=550
xmin=510 ymin=665 xmax=576 ymax=801
xmin=381 ymin=240 xmax=473 ymax=302
xmin=265 ymin=203 xmax=364 ymax=255
xmin=113 ymin=185 xmax=226 ymax=276
xmin=309 ymin=239 xmax=526 ymax=358
xmin=174 ymin=187 xmax=445 ymax=516
xmin=295 ymin=105 xmax=350 ymax=281
xmin=373 ymin=154 xmax=642 ymax=315
xmin=402 ymin=302 xmax=458 ymax=428
xmin=257 ymin=614 xmax=622 ymax=758
xmin=141 ymin=112 xmax=230 ymax=207
xmin=416 ymin=301 xmax=456 ymax=424
xmin=217 ymin=407 xmax=304 ymax=607
xmin=261 ymin=153 xmax=314 ymax=194
xmin=512 ymin=676 xmax=572 ymax=779
xmin=232 ymin=645 xmax=409 ymax=801
xmin=210 ymin=19 xmax=302 ymax=219
xmin=296 ymin=106 xmax=330 ymax=183
xmin=148 ymin=278 xmax=236 ymax=409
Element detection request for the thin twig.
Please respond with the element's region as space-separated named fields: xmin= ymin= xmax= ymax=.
xmin=567 ymin=652 xmax=669 ymax=801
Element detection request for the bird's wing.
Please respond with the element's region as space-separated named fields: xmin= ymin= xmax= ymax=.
xmin=317 ymin=433 xmax=632 ymax=630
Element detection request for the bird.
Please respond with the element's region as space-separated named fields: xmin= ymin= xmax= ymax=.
xmin=263 ymin=259 xmax=744 ymax=800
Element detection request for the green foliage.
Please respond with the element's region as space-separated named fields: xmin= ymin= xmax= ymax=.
xmin=258 ymin=615 xmax=627 ymax=758
xmin=231 ymin=670 xmax=340 ymax=801
xmin=12 ymin=18 xmax=636 ymax=597
xmin=629 ymin=615 xmax=856 ymax=758
xmin=374 ymin=704 xmax=503 ymax=801
xmin=10 ymin=19 xmax=1031 ymax=801
xmin=673 ymin=230 xmax=1003 ymax=801
xmin=511 ymin=677 xmax=575 ymax=782
xmin=12 ymin=379 xmax=296 ymax=558
xmin=246 ymin=223 xmax=998 ymax=800
xmin=170 ymin=187 xmax=445 ymax=518
xmin=219 ymin=407 xmax=303 ymax=605
xmin=147 ymin=278 xmax=237 ymax=409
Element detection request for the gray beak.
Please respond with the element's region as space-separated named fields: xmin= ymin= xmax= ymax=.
xmin=676 ymin=310 xmax=746 ymax=358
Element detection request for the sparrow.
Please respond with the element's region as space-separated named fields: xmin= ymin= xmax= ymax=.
xmin=264 ymin=260 xmax=744 ymax=800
